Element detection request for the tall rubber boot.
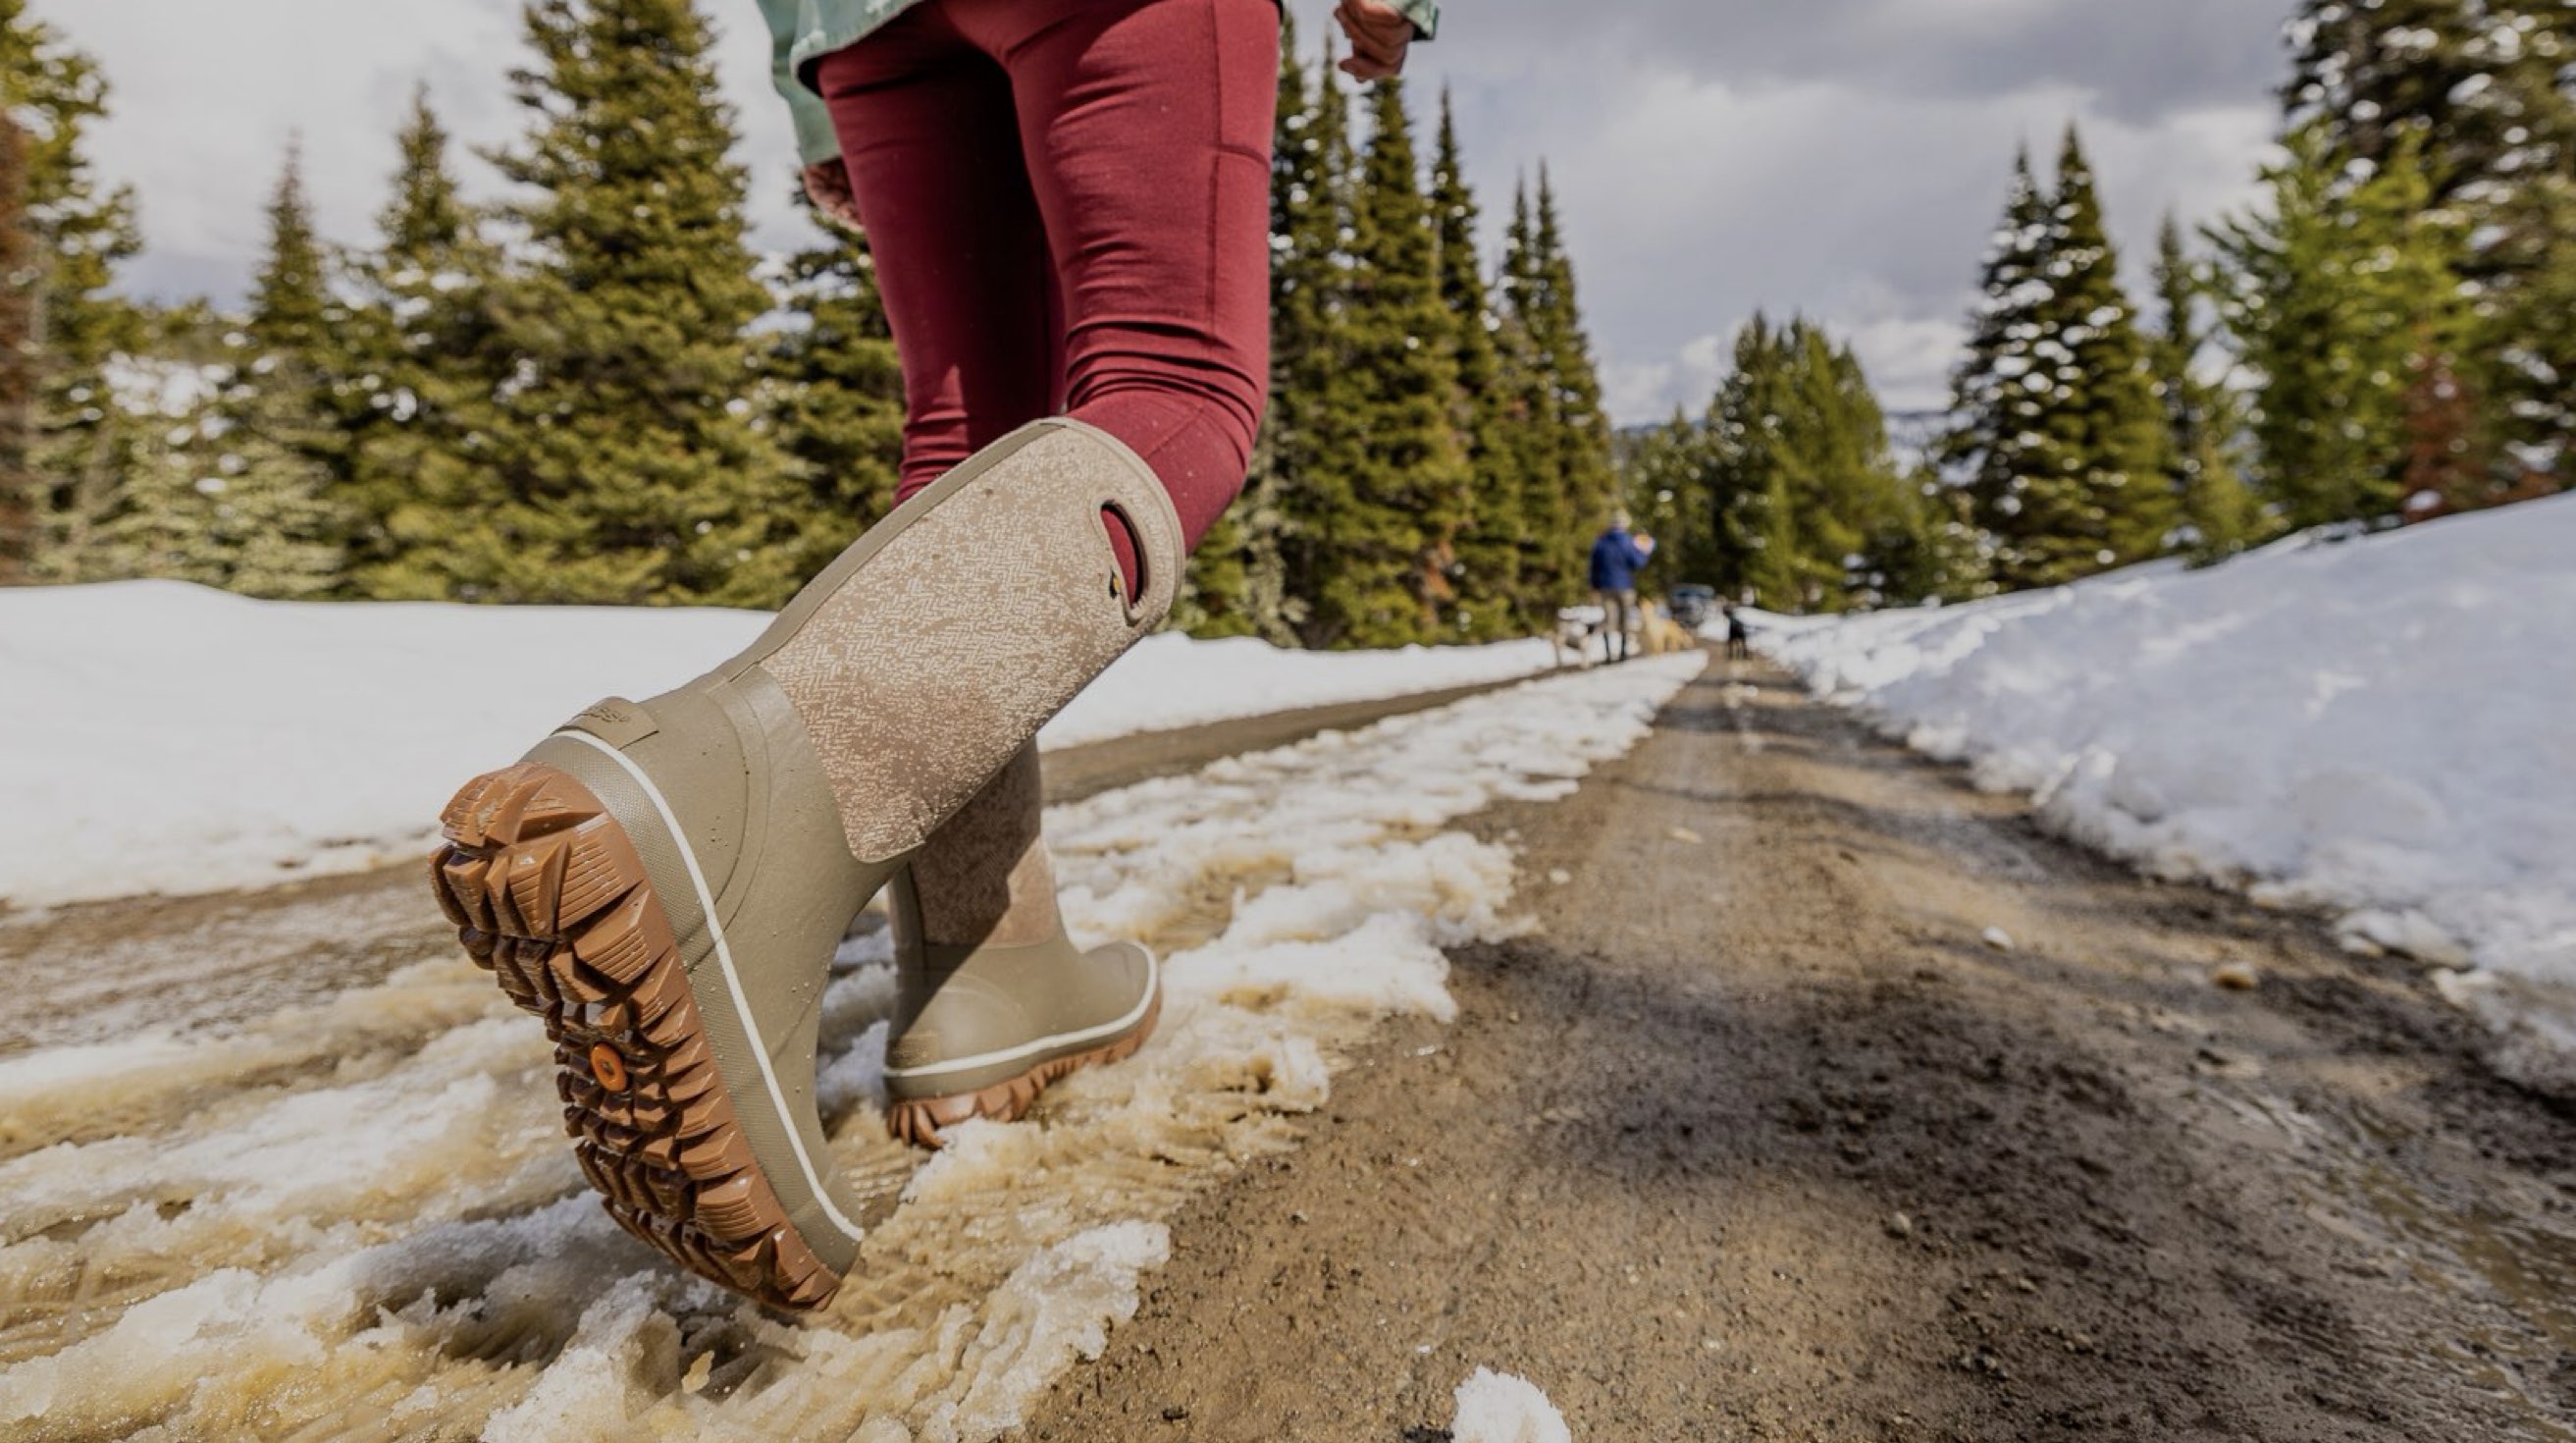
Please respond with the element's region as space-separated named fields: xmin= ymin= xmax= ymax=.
xmin=428 ymin=419 xmax=1181 ymax=1310
xmin=878 ymin=744 xmax=1158 ymax=1148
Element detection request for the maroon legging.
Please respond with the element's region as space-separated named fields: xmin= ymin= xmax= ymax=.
xmin=814 ymin=0 xmax=1280 ymax=555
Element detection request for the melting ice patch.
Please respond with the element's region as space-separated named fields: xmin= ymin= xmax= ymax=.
xmin=0 ymin=654 xmax=1701 ymax=1441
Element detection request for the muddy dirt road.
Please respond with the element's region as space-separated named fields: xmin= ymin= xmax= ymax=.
xmin=9 ymin=659 xmax=2576 ymax=1442
xmin=1027 ymin=664 xmax=2576 ymax=1441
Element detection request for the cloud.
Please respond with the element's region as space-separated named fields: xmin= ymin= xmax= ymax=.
xmin=44 ymin=0 xmax=2291 ymax=425
xmin=51 ymin=0 xmax=818 ymax=305
xmin=1401 ymin=5 xmax=2286 ymax=420
xmin=1603 ymin=330 xmax=1737 ymax=425
xmin=1842 ymin=313 xmax=1972 ymax=415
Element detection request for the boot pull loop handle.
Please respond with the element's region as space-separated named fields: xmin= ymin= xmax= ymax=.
xmin=1096 ymin=502 xmax=1152 ymax=628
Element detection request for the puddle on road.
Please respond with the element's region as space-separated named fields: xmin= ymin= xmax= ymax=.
xmin=2296 ymin=1105 xmax=2576 ymax=1441
xmin=0 ymin=657 xmax=1703 ymax=1442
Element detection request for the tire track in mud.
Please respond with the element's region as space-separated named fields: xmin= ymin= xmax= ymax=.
xmin=0 ymin=659 xmax=1701 ymax=1442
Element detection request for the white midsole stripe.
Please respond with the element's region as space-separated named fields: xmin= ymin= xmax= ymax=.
xmin=880 ymin=948 xmax=1160 ymax=1083
xmin=553 ymin=729 xmax=866 ymax=1244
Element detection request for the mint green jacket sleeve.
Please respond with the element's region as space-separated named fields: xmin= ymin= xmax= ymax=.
xmin=1395 ymin=0 xmax=1440 ymax=40
xmin=756 ymin=0 xmax=843 ymax=167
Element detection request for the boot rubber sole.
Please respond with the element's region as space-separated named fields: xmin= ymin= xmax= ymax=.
xmin=885 ymin=986 xmax=1164 ymax=1149
xmin=429 ymin=763 xmax=841 ymax=1311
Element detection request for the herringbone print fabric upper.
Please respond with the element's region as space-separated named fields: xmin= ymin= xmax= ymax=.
xmin=760 ymin=425 xmax=1182 ymax=863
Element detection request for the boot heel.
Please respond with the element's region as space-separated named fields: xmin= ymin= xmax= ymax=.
xmin=431 ymin=763 xmax=842 ymax=1310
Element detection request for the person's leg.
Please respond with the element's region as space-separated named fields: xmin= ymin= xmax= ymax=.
xmin=957 ymin=0 xmax=1281 ymax=551
xmin=434 ymin=2 xmax=1188 ymax=1311
xmin=814 ymin=14 xmax=1152 ymax=1148
xmin=815 ymin=19 xmax=1069 ymax=942
xmin=813 ymin=11 xmax=1059 ymax=496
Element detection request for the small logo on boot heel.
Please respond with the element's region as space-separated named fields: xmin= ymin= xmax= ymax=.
xmin=559 ymin=697 xmax=660 ymax=748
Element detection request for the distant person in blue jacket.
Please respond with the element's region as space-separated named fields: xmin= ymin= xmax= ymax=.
xmin=1588 ymin=511 xmax=1656 ymax=664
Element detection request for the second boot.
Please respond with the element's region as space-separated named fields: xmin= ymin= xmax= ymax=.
xmin=880 ymin=743 xmax=1158 ymax=1147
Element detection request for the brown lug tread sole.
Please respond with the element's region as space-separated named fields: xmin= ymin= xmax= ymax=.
xmin=429 ymin=763 xmax=841 ymax=1312
xmin=885 ymin=988 xmax=1163 ymax=1149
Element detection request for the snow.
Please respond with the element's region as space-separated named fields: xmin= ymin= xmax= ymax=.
xmin=0 ymin=654 xmax=1704 ymax=1439
xmin=1755 ymin=495 xmax=2576 ymax=1035
xmin=1451 ymin=1368 xmax=1574 ymax=1443
xmin=0 ymin=580 xmax=1558 ymax=909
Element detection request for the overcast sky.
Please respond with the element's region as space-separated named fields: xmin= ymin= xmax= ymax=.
xmin=44 ymin=0 xmax=2292 ymax=418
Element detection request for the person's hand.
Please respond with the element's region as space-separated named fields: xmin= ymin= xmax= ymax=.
xmin=1636 ymin=532 xmax=1658 ymax=555
xmin=1336 ymin=0 xmax=1415 ymax=80
xmin=803 ymin=158 xmax=863 ymax=233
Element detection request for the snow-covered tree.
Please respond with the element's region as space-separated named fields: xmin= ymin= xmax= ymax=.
xmin=1944 ymin=133 xmax=2168 ymax=590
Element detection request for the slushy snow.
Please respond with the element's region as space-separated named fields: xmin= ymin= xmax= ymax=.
xmin=0 ymin=579 xmax=1557 ymax=909
xmin=1755 ymin=494 xmax=2576 ymax=1033
xmin=0 ymin=655 xmax=1704 ymax=1440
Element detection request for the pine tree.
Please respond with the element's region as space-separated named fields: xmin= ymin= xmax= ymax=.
xmin=2502 ymin=176 xmax=2576 ymax=489
xmin=224 ymin=145 xmax=352 ymax=593
xmin=342 ymin=89 xmax=512 ymax=598
xmin=761 ymin=214 xmax=905 ymax=580
xmin=0 ymin=113 xmax=31 ymax=581
xmin=2286 ymin=0 xmax=2491 ymax=190
xmin=473 ymin=0 xmax=802 ymax=606
xmin=1807 ymin=329 xmax=1929 ymax=608
xmin=1941 ymin=148 xmax=2057 ymax=583
xmin=143 ymin=148 xmax=353 ymax=598
xmin=2148 ymin=216 xmax=2258 ymax=559
xmin=2286 ymin=0 xmax=2576 ymax=492
xmin=1300 ymin=78 xmax=1466 ymax=648
xmin=1524 ymin=168 xmax=1617 ymax=607
xmin=2208 ymin=125 xmax=2474 ymax=529
xmin=91 ymin=305 xmax=347 ymax=597
xmin=1617 ymin=407 xmax=1710 ymax=595
xmin=1493 ymin=181 xmax=1565 ymax=628
xmin=2285 ymin=0 xmax=2573 ymax=217
xmin=1428 ymin=87 xmax=1518 ymax=639
xmin=1946 ymin=134 xmax=2171 ymax=590
xmin=1249 ymin=24 xmax=1357 ymax=645
xmin=1180 ymin=17 xmax=1322 ymax=641
xmin=1689 ymin=316 xmax=1930 ymax=612
xmin=1732 ymin=317 xmax=1828 ymax=608
xmin=2031 ymin=127 xmax=2174 ymax=572
xmin=2 ymin=0 xmax=145 ymax=581
xmin=248 ymin=144 xmax=330 ymax=359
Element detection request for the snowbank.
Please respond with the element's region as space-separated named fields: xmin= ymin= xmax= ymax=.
xmin=1759 ymin=496 xmax=2576 ymax=1002
xmin=0 ymin=581 xmax=1558 ymax=908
